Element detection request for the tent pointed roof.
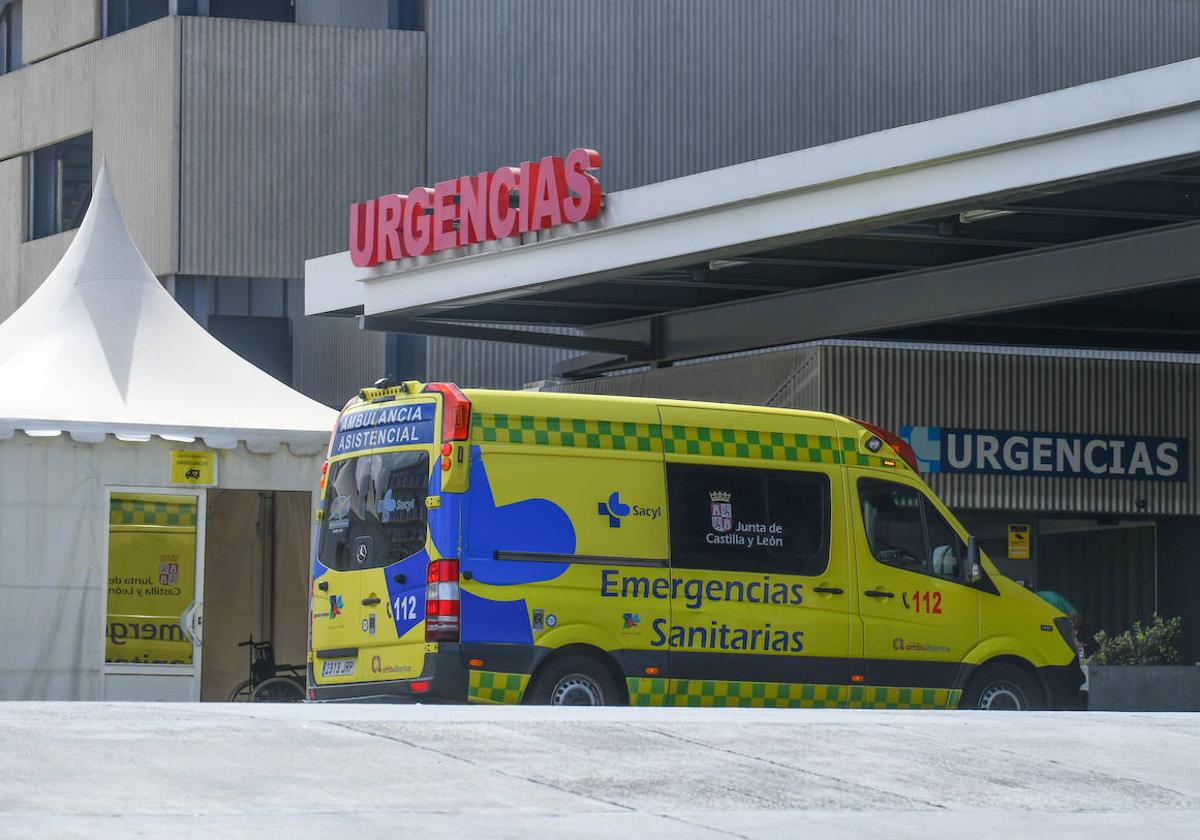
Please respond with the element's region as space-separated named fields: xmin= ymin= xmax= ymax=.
xmin=0 ymin=164 xmax=336 ymax=453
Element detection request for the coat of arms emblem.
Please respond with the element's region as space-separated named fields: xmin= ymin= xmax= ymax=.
xmin=709 ymin=490 xmax=733 ymax=533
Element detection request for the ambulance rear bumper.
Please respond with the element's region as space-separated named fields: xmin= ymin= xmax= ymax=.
xmin=307 ymin=645 xmax=469 ymax=703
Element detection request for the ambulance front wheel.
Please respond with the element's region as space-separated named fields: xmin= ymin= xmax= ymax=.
xmin=528 ymin=655 xmax=621 ymax=706
xmin=962 ymin=662 xmax=1044 ymax=711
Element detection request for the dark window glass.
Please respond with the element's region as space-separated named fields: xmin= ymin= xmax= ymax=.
xmin=858 ymin=478 xmax=965 ymax=581
xmin=105 ymin=0 xmax=169 ymax=36
xmin=1 ymin=1 xmax=21 ymax=74
xmin=206 ymin=314 xmax=293 ymax=386
xmin=389 ymin=0 xmax=423 ymax=31
xmin=209 ymin=0 xmax=295 ymax=23
xmin=318 ymin=451 xmax=429 ymax=572
xmin=667 ymin=463 xmax=830 ymax=576
xmin=924 ymin=501 xmax=965 ymax=580
xmin=28 ymin=134 xmax=92 ymax=240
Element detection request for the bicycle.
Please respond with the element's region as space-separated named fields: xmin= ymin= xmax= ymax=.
xmin=227 ymin=636 xmax=307 ymax=702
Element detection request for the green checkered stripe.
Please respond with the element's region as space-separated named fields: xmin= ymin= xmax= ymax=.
xmin=662 ymin=427 xmax=862 ymax=465
xmin=627 ymin=678 xmax=960 ymax=709
xmin=471 ymin=413 xmax=894 ymax=467
xmin=110 ymin=498 xmax=197 ymax=527
xmin=473 ymin=413 xmax=663 ymax=452
xmin=468 ymin=670 xmax=530 ymax=704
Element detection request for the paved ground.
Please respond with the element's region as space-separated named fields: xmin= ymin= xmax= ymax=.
xmin=0 ymin=704 xmax=1197 ymax=838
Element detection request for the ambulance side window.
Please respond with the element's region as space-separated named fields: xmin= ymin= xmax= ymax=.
xmin=666 ymin=463 xmax=830 ymax=576
xmin=858 ymin=478 xmax=965 ymax=581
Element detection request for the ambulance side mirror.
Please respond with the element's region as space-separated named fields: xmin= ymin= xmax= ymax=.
xmin=965 ymin=536 xmax=982 ymax=583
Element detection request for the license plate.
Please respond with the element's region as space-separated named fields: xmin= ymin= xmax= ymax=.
xmin=321 ymin=658 xmax=356 ymax=677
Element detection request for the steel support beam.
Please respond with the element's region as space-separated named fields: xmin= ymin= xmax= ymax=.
xmin=360 ymin=315 xmax=650 ymax=358
xmin=561 ymin=219 xmax=1200 ymax=376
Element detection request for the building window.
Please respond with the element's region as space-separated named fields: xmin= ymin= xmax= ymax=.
xmin=389 ymin=0 xmax=423 ymax=31
xmin=1 ymin=1 xmax=21 ymax=74
xmin=208 ymin=0 xmax=295 ymax=23
xmin=104 ymin=0 xmax=169 ymax=36
xmin=28 ymin=134 xmax=93 ymax=241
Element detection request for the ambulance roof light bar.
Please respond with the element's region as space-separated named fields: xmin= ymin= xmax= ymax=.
xmin=852 ymin=418 xmax=920 ymax=473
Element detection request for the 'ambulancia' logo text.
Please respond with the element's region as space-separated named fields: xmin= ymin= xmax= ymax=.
xmin=899 ymin=425 xmax=1187 ymax=482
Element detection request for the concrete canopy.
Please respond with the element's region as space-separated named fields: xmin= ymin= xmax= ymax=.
xmin=0 ymin=164 xmax=336 ymax=453
xmin=305 ymin=56 xmax=1200 ymax=377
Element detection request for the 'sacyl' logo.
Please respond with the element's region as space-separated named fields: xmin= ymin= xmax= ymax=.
xmin=598 ymin=492 xmax=631 ymax=528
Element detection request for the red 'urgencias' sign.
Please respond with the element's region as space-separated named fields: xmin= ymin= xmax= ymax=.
xmin=349 ymin=148 xmax=602 ymax=268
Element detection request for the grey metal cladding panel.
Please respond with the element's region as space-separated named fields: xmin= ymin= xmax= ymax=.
xmin=1031 ymin=0 xmax=1200 ymax=93
xmin=289 ymin=279 xmax=386 ymax=408
xmin=426 ymin=0 xmax=640 ymax=188
xmin=21 ymin=0 xmax=101 ymax=65
xmin=430 ymin=1 xmax=1200 ymax=192
xmin=630 ymin=0 xmax=832 ymax=183
xmin=818 ymin=344 xmax=1200 ymax=517
xmin=424 ymin=334 xmax=582 ymax=390
xmin=179 ymin=18 xmax=426 ymax=279
xmin=829 ymin=0 xmax=1035 ymax=142
xmin=546 ymin=346 xmax=823 ymax=407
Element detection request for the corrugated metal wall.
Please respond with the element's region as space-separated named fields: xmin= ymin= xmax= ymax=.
xmin=820 ymin=344 xmax=1200 ymax=516
xmin=420 ymin=0 xmax=1200 ymax=387
xmin=177 ymin=17 xmax=426 ymax=407
xmin=551 ymin=343 xmax=1200 ymax=517
xmin=179 ymin=17 xmax=426 ymax=278
xmin=426 ymin=0 xmax=1200 ymax=192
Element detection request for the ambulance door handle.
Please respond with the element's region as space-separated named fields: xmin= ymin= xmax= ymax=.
xmin=813 ymin=587 xmax=844 ymax=595
xmin=317 ymin=581 xmax=329 ymax=591
xmin=864 ymin=589 xmax=895 ymax=599
xmin=362 ymin=597 xmax=381 ymax=606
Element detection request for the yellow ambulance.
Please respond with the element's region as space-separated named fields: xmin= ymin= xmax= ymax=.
xmin=308 ymin=381 xmax=1084 ymax=710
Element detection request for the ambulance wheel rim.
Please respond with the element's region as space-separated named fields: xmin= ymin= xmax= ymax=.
xmin=551 ymin=674 xmax=603 ymax=706
xmin=978 ymin=682 xmax=1024 ymax=711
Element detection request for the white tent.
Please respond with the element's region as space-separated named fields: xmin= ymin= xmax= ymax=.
xmin=0 ymin=166 xmax=338 ymax=701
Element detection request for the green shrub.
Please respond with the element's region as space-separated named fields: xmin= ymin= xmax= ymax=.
xmin=1089 ymin=615 xmax=1183 ymax=666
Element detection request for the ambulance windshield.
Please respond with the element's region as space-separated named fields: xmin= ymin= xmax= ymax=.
xmin=318 ymin=451 xmax=429 ymax=571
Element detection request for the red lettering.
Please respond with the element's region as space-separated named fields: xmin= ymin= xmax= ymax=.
xmin=488 ymin=167 xmax=520 ymax=239
xmin=431 ymin=179 xmax=459 ymax=252
xmin=375 ymin=193 xmax=405 ymax=262
xmin=530 ymin=155 xmax=566 ymax=230
xmin=402 ymin=186 xmax=434 ymax=257
xmin=518 ymin=160 xmax=539 ymax=233
xmin=349 ymin=199 xmax=378 ymax=267
xmin=458 ymin=172 xmax=492 ymax=245
xmin=563 ymin=147 xmax=602 ymax=223
xmin=349 ymin=148 xmax=602 ymax=265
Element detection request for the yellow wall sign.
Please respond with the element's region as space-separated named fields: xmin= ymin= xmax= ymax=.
xmin=170 ymin=450 xmax=216 ymax=485
xmin=1008 ymin=524 xmax=1031 ymax=559
xmin=106 ymin=493 xmax=198 ymax=665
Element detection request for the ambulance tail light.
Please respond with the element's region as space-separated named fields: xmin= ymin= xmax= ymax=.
xmin=422 ymin=382 xmax=472 ymax=442
xmin=853 ymin=418 xmax=920 ymax=473
xmin=319 ymin=460 xmax=328 ymax=492
xmin=425 ymin=559 xmax=460 ymax=642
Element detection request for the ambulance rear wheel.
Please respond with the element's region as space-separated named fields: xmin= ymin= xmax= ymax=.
xmin=963 ymin=663 xmax=1043 ymax=711
xmin=529 ymin=655 xmax=621 ymax=706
